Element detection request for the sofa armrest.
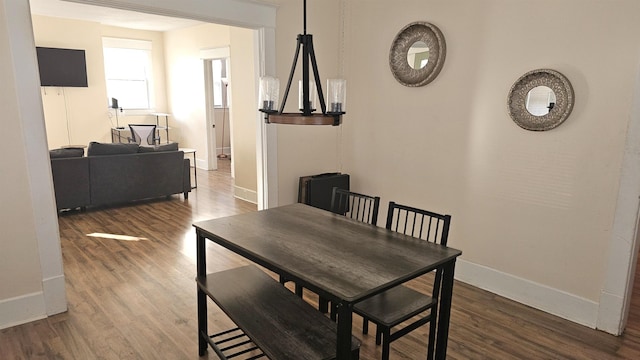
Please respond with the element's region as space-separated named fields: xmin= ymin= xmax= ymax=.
xmin=50 ymin=157 xmax=90 ymax=210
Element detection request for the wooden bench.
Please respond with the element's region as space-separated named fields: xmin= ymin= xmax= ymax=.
xmin=197 ymin=265 xmax=361 ymax=359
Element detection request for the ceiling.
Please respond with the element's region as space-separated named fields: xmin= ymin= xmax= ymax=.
xmin=29 ymin=0 xmax=203 ymax=32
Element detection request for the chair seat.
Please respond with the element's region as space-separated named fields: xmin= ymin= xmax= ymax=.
xmin=354 ymin=285 xmax=436 ymax=327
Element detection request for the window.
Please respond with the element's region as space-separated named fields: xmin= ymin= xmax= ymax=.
xmin=212 ymin=58 xmax=229 ymax=108
xmin=102 ymin=37 xmax=153 ymax=110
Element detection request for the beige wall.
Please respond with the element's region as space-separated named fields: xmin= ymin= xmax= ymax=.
xmin=164 ymin=23 xmax=258 ymax=202
xmin=229 ymin=27 xmax=258 ymax=199
xmin=164 ymin=23 xmax=230 ymax=165
xmin=32 ymin=16 xmax=110 ymax=148
xmin=0 ymin=12 xmax=44 ymax=303
xmin=1 ymin=0 xmax=66 ymax=329
xmin=31 ymin=16 xmax=171 ymax=148
xmin=270 ymin=0 xmax=640 ymax=329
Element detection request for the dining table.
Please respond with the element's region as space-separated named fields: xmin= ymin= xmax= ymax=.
xmin=194 ymin=203 xmax=462 ymax=360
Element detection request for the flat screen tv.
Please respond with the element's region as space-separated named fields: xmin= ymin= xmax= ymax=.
xmin=36 ymin=47 xmax=88 ymax=87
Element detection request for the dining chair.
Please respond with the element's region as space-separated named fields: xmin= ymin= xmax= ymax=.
xmin=353 ymin=201 xmax=451 ymax=360
xmin=330 ymin=187 xmax=381 ymax=226
xmin=128 ymin=124 xmax=160 ymax=146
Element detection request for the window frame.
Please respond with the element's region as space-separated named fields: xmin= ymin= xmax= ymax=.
xmin=102 ymin=37 xmax=155 ymax=114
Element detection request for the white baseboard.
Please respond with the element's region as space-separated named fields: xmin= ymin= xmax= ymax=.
xmin=195 ymin=158 xmax=207 ymax=170
xmin=0 ymin=292 xmax=47 ymax=330
xmin=234 ymin=185 xmax=257 ymax=204
xmin=456 ymin=259 xmax=600 ymax=329
xmin=43 ymin=275 xmax=67 ymax=315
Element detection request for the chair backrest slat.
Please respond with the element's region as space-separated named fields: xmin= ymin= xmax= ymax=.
xmin=385 ymin=201 xmax=451 ymax=246
xmin=330 ymin=187 xmax=380 ymax=226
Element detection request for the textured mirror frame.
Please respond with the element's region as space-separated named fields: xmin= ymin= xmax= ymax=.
xmin=507 ymin=69 xmax=574 ymax=131
xmin=389 ymin=21 xmax=446 ymax=87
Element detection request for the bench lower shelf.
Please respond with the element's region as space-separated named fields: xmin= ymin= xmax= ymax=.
xmin=197 ymin=265 xmax=360 ymax=360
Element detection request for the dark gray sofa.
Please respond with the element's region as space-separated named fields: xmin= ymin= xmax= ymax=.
xmin=50 ymin=143 xmax=191 ymax=211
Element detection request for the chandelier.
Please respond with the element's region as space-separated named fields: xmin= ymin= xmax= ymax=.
xmin=258 ymin=0 xmax=346 ymax=126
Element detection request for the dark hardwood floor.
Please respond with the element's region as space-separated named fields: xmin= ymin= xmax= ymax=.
xmin=2 ymin=158 xmax=640 ymax=359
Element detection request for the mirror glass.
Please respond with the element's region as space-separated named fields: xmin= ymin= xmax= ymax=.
xmin=407 ymin=41 xmax=430 ymax=69
xmin=525 ymin=86 xmax=556 ymax=116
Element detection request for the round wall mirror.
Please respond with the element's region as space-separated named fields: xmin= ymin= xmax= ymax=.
xmin=389 ymin=21 xmax=445 ymax=87
xmin=507 ymin=69 xmax=574 ymax=131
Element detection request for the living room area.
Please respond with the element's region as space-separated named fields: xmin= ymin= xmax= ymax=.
xmin=32 ymin=4 xmax=260 ymax=209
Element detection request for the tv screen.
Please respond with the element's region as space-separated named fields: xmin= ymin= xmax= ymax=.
xmin=36 ymin=47 xmax=88 ymax=87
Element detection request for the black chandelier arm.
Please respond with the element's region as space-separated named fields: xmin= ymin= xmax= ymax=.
xmin=302 ymin=35 xmax=311 ymax=115
xmin=280 ymin=34 xmax=304 ymax=114
xmin=307 ymin=37 xmax=327 ymax=114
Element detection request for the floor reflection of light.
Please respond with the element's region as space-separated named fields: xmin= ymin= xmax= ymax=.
xmin=86 ymin=233 xmax=149 ymax=241
xmin=181 ymin=228 xmax=197 ymax=261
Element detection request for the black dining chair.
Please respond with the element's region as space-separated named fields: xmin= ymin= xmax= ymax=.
xmin=330 ymin=187 xmax=381 ymax=225
xmin=353 ymin=201 xmax=451 ymax=360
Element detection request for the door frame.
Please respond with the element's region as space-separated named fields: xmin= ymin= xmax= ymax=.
xmin=201 ymin=47 xmax=231 ymax=171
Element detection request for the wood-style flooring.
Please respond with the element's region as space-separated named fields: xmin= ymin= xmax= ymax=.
xmin=2 ymin=158 xmax=640 ymax=359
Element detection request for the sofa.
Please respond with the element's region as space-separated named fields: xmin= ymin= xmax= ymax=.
xmin=50 ymin=142 xmax=191 ymax=211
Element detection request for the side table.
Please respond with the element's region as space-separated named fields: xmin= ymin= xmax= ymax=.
xmin=180 ymin=148 xmax=197 ymax=189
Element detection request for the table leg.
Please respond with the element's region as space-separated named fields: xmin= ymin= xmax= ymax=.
xmin=435 ymin=260 xmax=456 ymax=360
xmin=336 ymin=301 xmax=356 ymax=359
xmin=196 ymin=233 xmax=208 ymax=355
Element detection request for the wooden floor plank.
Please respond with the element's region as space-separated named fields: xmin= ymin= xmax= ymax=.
xmin=2 ymin=158 xmax=640 ymax=359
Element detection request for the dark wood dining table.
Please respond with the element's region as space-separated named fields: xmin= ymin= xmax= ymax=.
xmin=194 ymin=203 xmax=462 ymax=360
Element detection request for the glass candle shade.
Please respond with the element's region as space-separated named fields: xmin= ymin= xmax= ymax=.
xmin=327 ymin=79 xmax=346 ymax=113
xmin=259 ymin=76 xmax=279 ymax=111
xmin=298 ymin=80 xmax=317 ymax=112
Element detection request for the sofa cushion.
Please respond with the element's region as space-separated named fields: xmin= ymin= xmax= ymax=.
xmin=87 ymin=142 xmax=139 ymax=156
xmin=138 ymin=142 xmax=179 ymax=153
xmin=49 ymin=148 xmax=84 ymax=158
